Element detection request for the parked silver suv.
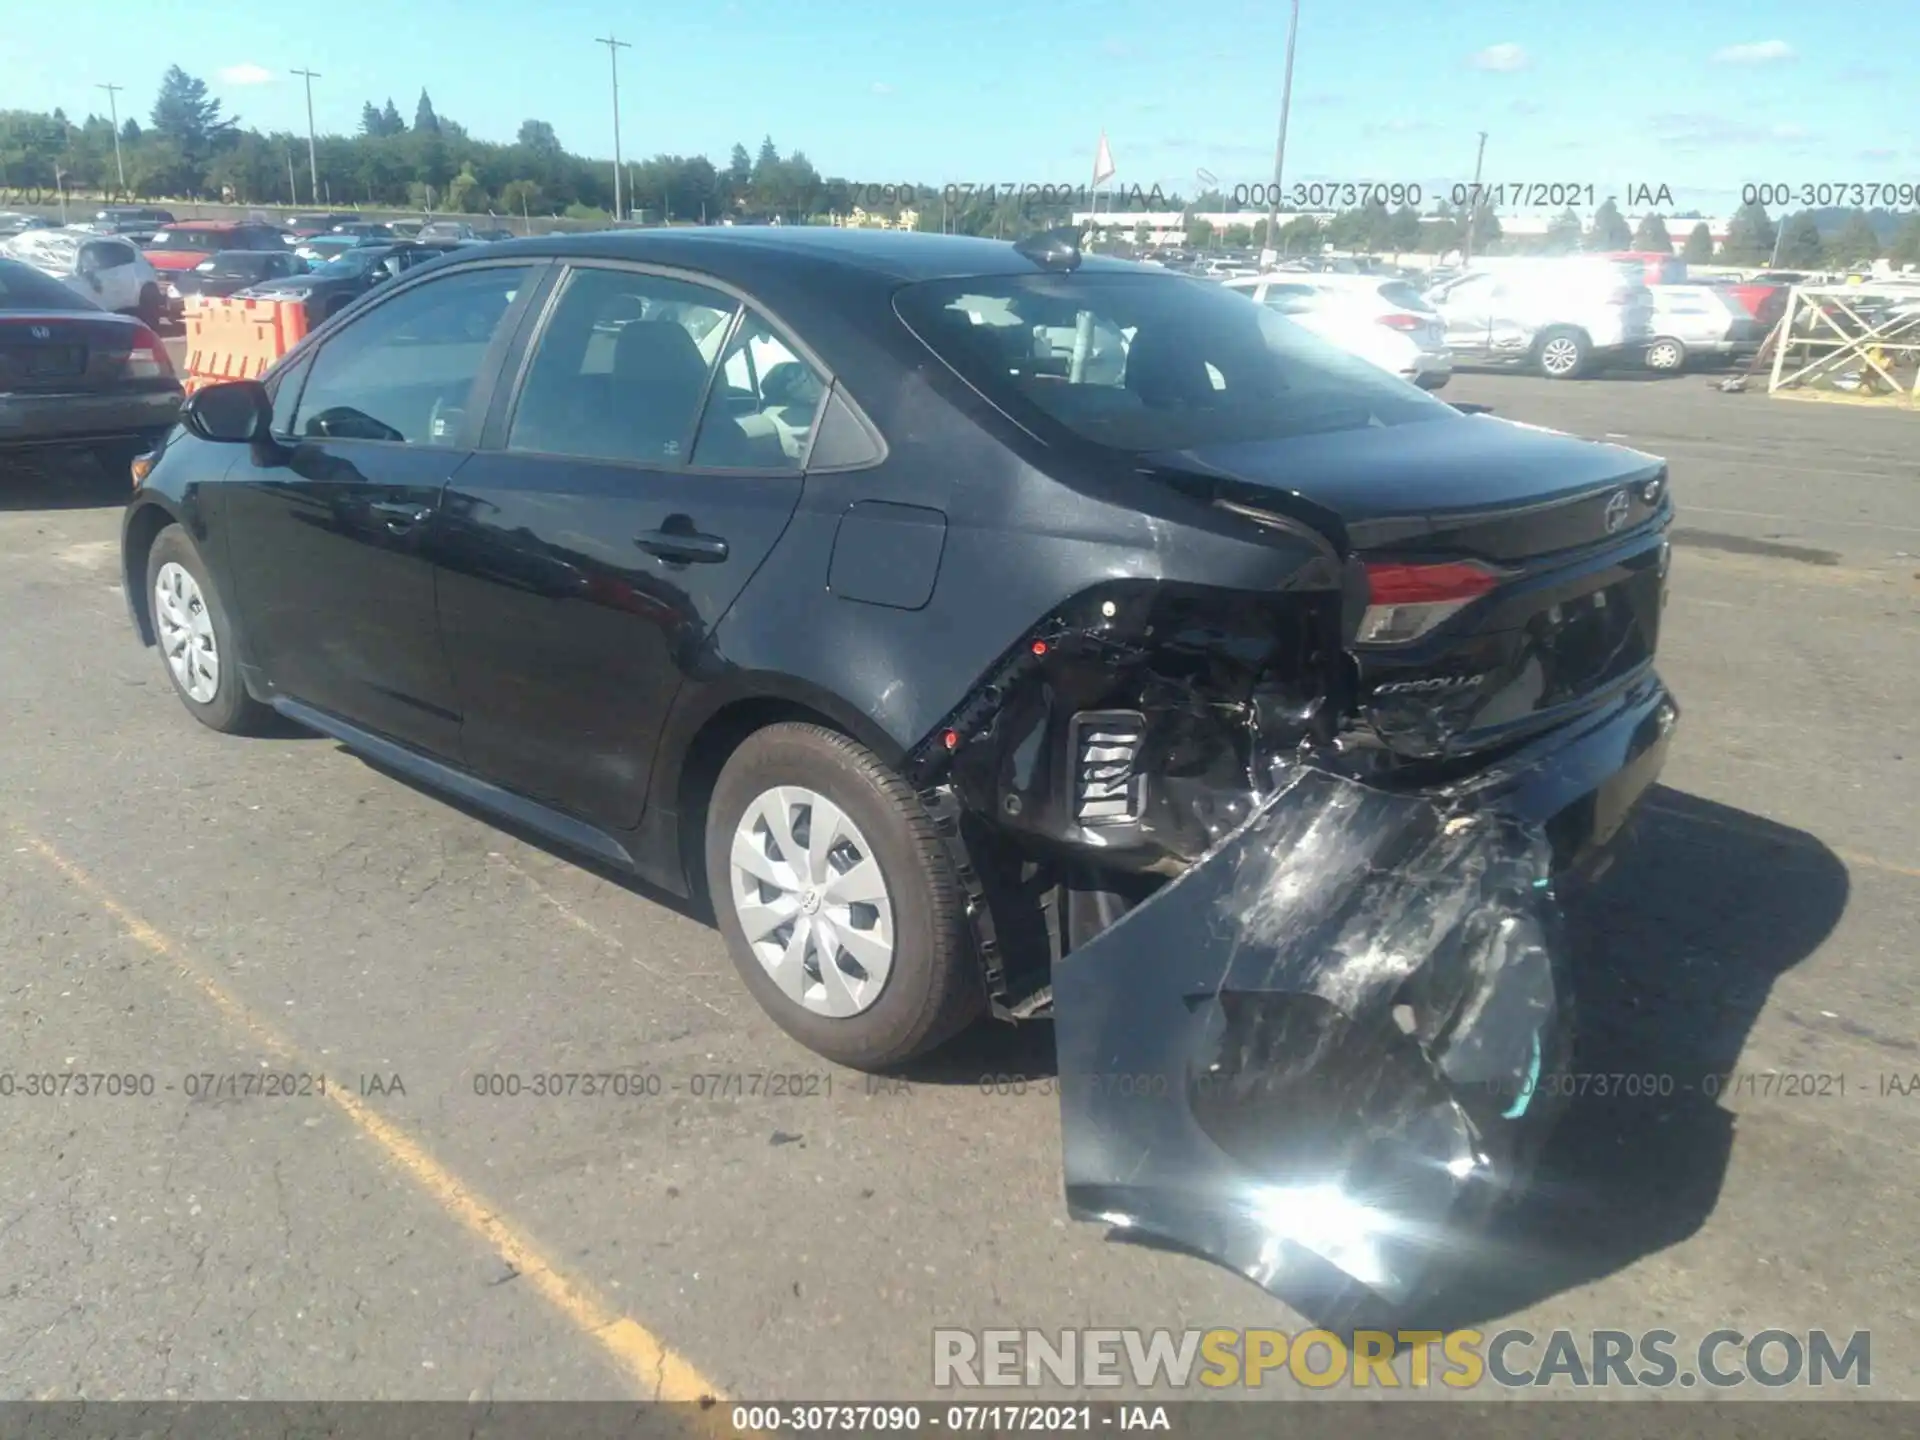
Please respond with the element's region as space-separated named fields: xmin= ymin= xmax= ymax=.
xmin=1425 ymin=257 xmax=1656 ymax=378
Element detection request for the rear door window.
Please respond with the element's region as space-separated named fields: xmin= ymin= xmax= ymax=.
xmin=505 ymin=265 xmax=737 ymax=465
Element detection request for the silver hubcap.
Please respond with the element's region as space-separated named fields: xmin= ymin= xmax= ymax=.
xmin=1649 ymin=342 xmax=1680 ymax=369
xmin=729 ymin=785 xmax=895 ymax=1018
xmin=1541 ymin=338 xmax=1580 ymax=374
xmin=154 ymin=561 xmax=219 ymax=704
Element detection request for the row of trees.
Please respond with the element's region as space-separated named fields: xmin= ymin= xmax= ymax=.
xmin=1179 ymin=196 xmax=1918 ymax=267
xmin=0 ymin=68 xmax=848 ymax=222
xmin=4 ymin=68 xmax=1918 ymax=267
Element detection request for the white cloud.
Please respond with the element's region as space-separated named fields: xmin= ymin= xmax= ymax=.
xmin=1710 ymin=40 xmax=1794 ymax=65
xmin=220 ymin=62 xmax=274 ymax=85
xmin=1468 ymin=43 xmax=1530 ymax=72
xmin=870 ymin=81 xmax=893 ymax=95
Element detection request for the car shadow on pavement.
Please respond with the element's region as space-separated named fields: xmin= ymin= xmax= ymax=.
xmin=0 ymin=451 xmax=136 ymax=511
xmin=1367 ymin=783 xmax=1850 ymax=1332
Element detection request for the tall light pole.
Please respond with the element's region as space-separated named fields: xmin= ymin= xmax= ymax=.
xmin=292 ymin=67 xmax=322 ymax=206
xmin=1261 ymin=0 xmax=1301 ymax=267
xmin=595 ymin=35 xmax=631 ymax=221
xmin=97 ymin=83 xmax=126 ymax=193
xmin=1461 ymin=130 xmax=1488 ymax=266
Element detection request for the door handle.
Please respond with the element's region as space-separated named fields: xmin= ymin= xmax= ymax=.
xmin=369 ymin=500 xmax=433 ymax=533
xmin=634 ymin=527 xmax=729 ymax=564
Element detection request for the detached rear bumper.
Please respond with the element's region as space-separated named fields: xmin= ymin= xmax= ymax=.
xmin=0 ymin=386 xmax=182 ymax=448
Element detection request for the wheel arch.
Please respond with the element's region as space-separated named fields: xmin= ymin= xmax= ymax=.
xmin=660 ymin=675 xmax=909 ymax=901
xmin=121 ymin=496 xmax=184 ymax=646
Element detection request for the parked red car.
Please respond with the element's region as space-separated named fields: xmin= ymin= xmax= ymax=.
xmin=1605 ymin=251 xmax=1690 ymax=286
xmin=141 ymin=221 xmax=289 ymax=276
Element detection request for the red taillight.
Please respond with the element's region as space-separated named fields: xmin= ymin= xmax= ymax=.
xmin=125 ymin=324 xmax=172 ymax=379
xmin=1376 ymin=313 xmax=1426 ymax=332
xmin=1357 ymin=560 xmax=1501 ymax=644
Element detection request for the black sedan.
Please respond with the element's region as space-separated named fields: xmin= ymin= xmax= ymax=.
xmin=121 ymin=226 xmax=1678 ymax=1313
xmin=1 ymin=257 xmax=181 ymax=476
xmin=233 ymin=240 xmax=472 ymax=329
xmin=162 ymin=248 xmax=311 ymax=321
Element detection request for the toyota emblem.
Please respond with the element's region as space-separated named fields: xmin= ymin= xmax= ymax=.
xmin=30 ymin=325 xmax=51 ymax=340
xmin=1603 ymin=489 xmax=1631 ymax=534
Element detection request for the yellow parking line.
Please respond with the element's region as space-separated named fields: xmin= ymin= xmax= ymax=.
xmin=12 ymin=827 xmax=728 ymax=1410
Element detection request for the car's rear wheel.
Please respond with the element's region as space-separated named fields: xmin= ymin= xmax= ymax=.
xmin=136 ymin=283 xmax=163 ymax=330
xmin=146 ymin=524 xmax=273 ymax=735
xmin=1535 ymin=327 xmax=1590 ymax=379
xmin=1644 ymin=337 xmax=1686 ymax=373
xmin=705 ymin=722 xmax=984 ymax=1069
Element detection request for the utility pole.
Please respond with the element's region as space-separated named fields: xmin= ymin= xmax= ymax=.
xmin=97 ymin=83 xmax=126 ymax=193
xmin=1460 ymin=130 xmax=1488 ymax=266
xmin=1261 ymin=0 xmax=1301 ymax=269
xmin=292 ymin=68 xmax=322 ymax=207
xmin=595 ymin=35 xmax=631 ymax=222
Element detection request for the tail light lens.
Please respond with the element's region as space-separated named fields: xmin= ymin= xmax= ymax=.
xmin=1377 ymin=313 xmax=1425 ymax=331
xmin=125 ymin=325 xmax=172 ymax=379
xmin=1357 ymin=560 xmax=1502 ymax=645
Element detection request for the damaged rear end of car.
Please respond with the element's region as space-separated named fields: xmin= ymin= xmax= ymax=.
xmin=892 ymin=258 xmax=1679 ymax=1313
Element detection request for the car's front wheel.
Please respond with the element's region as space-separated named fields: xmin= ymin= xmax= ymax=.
xmin=146 ymin=524 xmax=273 ymax=734
xmin=705 ymin=722 xmax=984 ymax=1069
xmin=1534 ymin=327 xmax=1590 ymax=379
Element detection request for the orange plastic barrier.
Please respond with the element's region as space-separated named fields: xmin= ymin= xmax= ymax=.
xmin=180 ymin=296 xmax=310 ymax=396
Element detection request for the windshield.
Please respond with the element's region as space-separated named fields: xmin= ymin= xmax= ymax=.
xmin=0 ymin=257 xmax=92 ymax=309
xmin=312 ymin=249 xmax=383 ymax=278
xmin=201 ymin=253 xmax=279 ymax=279
xmin=896 ymin=270 xmax=1455 ymax=451
xmin=148 ymin=228 xmax=229 ymax=252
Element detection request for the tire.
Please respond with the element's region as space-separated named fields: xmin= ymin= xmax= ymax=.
xmin=704 ymin=722 xmax=985 ymax=1069
xmin=1534 ymin=327 xmax=1590 ymax=380
xmin=136 ymin=284 xmax=163 ymax=330
xmin=145 ymin=524 xmax=274 ymax=735
xmin=1644 ymin=337 xmax=1686 ymax=373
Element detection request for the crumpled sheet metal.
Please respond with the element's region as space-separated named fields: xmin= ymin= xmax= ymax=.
xmin=1053 ymin=765 xmax=1568 ymax=1308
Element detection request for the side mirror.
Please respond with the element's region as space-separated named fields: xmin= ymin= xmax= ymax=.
xmin=182 ymin=380 xmax=274 ymax=444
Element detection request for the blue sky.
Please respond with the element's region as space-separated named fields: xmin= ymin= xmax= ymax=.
xmin=4 ymin=0 xmax=1911 ymax=214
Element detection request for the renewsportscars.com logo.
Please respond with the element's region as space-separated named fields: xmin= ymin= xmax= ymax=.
xmin=932 ymin=1328 xmax=1872 ymax=1391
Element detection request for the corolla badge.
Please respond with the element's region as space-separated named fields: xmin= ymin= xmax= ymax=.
xmin=1374 ymin=673 xmax=1487 ymax=696
xmin=1603 ymin=489 xmax=1632 ymax=534
xmin=30 ymin=325 xmax=51 ymax=339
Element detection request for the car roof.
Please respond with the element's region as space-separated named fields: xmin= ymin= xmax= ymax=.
xmin=155 ymin=220 xmax=260 ymax=232
xmin=464 ymin=225 xmax=1141 ymax=285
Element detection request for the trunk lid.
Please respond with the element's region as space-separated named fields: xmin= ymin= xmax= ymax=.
xmin=1146 ymin=413 xmax=1672 ymax=760
xmin=0 ymin=312 xmax=150 ymax=393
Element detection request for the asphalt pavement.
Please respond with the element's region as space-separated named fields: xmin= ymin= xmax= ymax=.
xmin=2 ymin=359 xmax=1917 ymax=1402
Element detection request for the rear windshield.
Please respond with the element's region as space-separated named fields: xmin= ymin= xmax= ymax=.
xmin=895 ymin=270 xmax=1453 ymax=452
xmin=149 ymin=229 xmax=230 ymax=252
xmin=1376 ymin=280 xmax=1435 ymax=313
xmin=0 ymin=257 xmax=92 ymax=310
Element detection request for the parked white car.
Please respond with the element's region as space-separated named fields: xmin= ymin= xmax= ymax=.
xmin=0 ymin=227 xmax=164 ymax=327
xmin=1222 ymin=271 xmax=1453 ymax=389
xmin=1643 ymin=283 xmax=1767 ymax=372
xmin=1424 ymin=257 xmax=1655 ymax=379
